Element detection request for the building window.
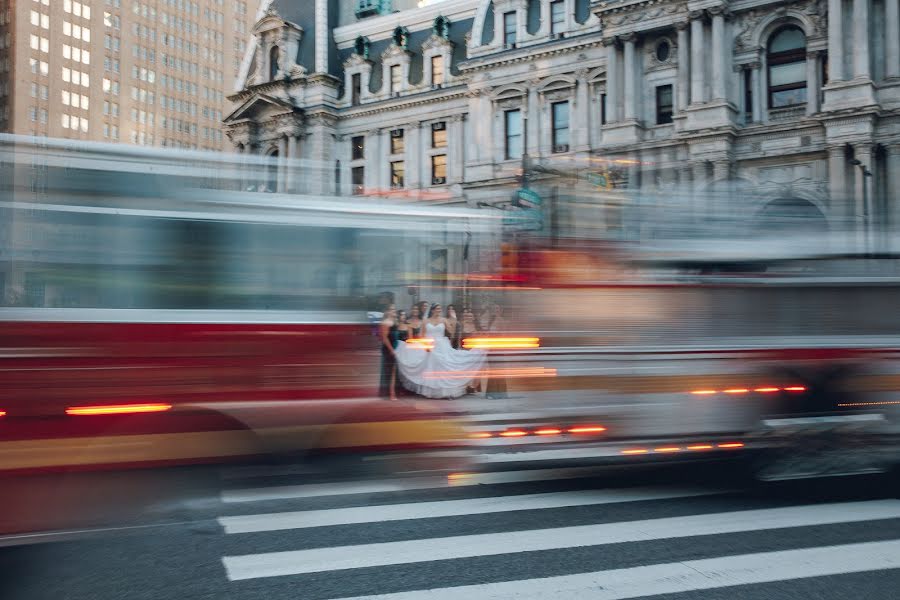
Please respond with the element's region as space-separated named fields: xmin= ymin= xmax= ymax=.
xmin=503 ymin=11 xmax=516 ymax=46
xmin=351 ymin=73 xmax=361 ymax=105
xmin=389 ymin=64 xmax=401 ymax=94
xmin=655 ymin=84 xmax=673 ymax=124
xmin=431 ymin=55 xmax=444 ymax=87
xmin=600 ymin=93 xmax=607 ymax=125
xmin=431 ymin=154 xmax=447 ymax=185
xmin=504 ymin=108 xmax=522 ymax=159
xmin=352 ymin=135 xmax=364 ymax=160
xmin=390 ymin=161 xmax=405 ymax=188
xmin=269 ymin=45 xmax=278 ymax=81
xmin=767 ymin=26 xmax=807 ymax=108
xmin=550 ymin=1 xmax=565 ymax=36
xmin=656 ymin=40 xmax=671 ymax=62
xmin=551 ymin=101 xmax=569 ymax=152
xmin=351 ymin=166 xmax=364 ymax=195
xmin=431 ymin=121 xmax=447 ymax=148
xmin=390 ymin=129 xmax=404 ymax=154
xmin=744 ymin=69 xmax=753 ymax=122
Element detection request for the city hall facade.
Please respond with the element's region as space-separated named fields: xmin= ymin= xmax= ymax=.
xmin=224 ymin=0 xmax=900 ymax=243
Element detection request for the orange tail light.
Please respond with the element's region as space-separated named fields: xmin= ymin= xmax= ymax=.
xmin=461 ymin=337 xmax=540 ymax=350
xmin=65 ymin=403 xmax=173 ymax=416
xmin=406 ymin=337 xmax=435 ymax=350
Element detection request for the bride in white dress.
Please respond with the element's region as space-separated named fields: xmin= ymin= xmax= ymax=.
xmin=394 ymin=303 xmax=487 ymax=398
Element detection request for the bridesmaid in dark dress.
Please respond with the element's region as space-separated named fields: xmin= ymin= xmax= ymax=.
xmin=396 ymin=310 xmax=410 ymax=343
xmin=407 ymin=304 xmax=423 ymax=338
xmin=379 ymin=305 xmax=399 ymax=400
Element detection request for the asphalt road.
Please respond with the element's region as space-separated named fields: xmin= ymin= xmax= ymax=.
xmin=2 ymin=461 xmax=900 ymax=600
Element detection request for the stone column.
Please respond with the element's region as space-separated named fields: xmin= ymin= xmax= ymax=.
xmin=709 ymin=7 xmax=727 ymax=101
xmin=676 ymin=21 xmax=690 ymax=110
xmin=449 ymin=114 xmax=464 ymax=184
xmin=622 ymin=34 xmax=637 ymax=121
xmin=853 ymin=0 xmax=870 ymax=79
xmin=828 ymin=145 xmax=849 ymax=222
xmin=406 ymin=122 xmax=420 ymax=189
xmin=806 ymin=51 xmax=821 ymax=115
xmin=380 ymin=128 xmax=390 ymax=189
xmin=887 ymin=145 xmax=900 ymax=231
xmin=691 ymin=161 xmax=707 ymax=215
xmin=750 ymin=62 xmax=762 ymax=123
xmin=574 ymin=69 xmax=590 ymax=150
xmin=286 ymin=134 xmax=299 ymax=192
xmin=853 ymin=143 xmax=875 ymax=250
xmin=827 ymin=0 xmax=845 ymax=81
xmin=690 ymin=12 xmax=706 ymax=104
xmin=526 ymin=83 xmax=539 ymax=156
xmin=315 ymin=0 xmax=328 ymax=74
xmin=887 ymin=0 xmax=900 ymax=79
xmin=365 ymin=129 xmax=380 ymax=190
xmin=277 ymin=135 xmax=287 ymax=192
xmin=605 ymin=38 xmax=619 ymax=123
xmin=713 ymin=160 xmax=730 ymax=182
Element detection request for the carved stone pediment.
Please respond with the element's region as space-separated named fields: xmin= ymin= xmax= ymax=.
xmin=343 ymin=53 xmax=373 ymax=69
xmin=382 ymin=43 xmax=412 ymax=61
xmin=422 ymin=33 xmax=454 ymax=52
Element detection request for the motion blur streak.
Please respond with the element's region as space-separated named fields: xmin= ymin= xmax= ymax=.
xmin=837 ymin=401 xmax=900 ymax=407
xmin=754 ymin=387 xmax=781 ymax=393
xmin=567 ymin=426 xmax=607 ymax=434
xmin=0 ymin=410 xmax=6 ymax=417
xmin=534 ymin=428 xmax=563 ymax=436
xmin=621 ymin=449 xmax=650 ymax=455
xmin=406 ymin=338 xmax=436 ymax=350
xmin=499 ymin=430 xmax=529 ymax=438
xmin=687 ymin=444 xmax=715 ymax=450
xmin=65 ymin=403 xmax=173 ymax=416
xmin=690 ymin=390 xmax=717 ymax=396
xmin=462 ymin=337 xmax=541 ymax=350
xmin=654 ymin=447 xmax=682 ymax=453
xmin=718 ymin=443 xmax=745 ymax=449
xmin=723 ymin=388 xmax=749 ymax=394
xmin=424 ymin=367 xmax=557 ymax=379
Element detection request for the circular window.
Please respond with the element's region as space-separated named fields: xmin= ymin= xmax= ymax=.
xmin=656 ymin=40 xmax=671 ymax=62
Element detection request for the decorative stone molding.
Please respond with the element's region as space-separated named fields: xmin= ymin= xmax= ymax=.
xmin=250 ymin=8 xmax=305 ymax=85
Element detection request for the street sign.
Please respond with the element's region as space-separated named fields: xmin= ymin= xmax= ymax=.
xmin=515 ymin=188 xmax=542 ymax=208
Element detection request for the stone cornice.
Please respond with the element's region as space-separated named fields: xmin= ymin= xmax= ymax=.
xmin=338 ymin=86 xmax=469 ymax=120
xmin=459 ymin=33 xmax=605 ymax=73
xmin=228 ymin=79 xmax=301 ymax=103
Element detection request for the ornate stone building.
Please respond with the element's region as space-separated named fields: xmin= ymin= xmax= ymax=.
xmin=224 ymin=0 xmax=900 ymax=241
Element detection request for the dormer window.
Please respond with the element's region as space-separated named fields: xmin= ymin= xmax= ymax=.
xmin=390 ymin=64 xmax=401 ymax=94
xmin=431 ymin=55 xmax=444 ymax=86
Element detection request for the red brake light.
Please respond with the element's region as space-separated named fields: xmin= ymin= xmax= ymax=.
xmin=66 ymin=403 xmax=173 ymax=416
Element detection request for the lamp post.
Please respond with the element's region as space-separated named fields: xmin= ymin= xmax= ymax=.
xmin=849 ymin=158 xmax=873 ymax=255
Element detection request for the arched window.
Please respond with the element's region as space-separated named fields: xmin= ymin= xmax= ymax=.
xmin=392 ymin=26 xmax=409 ymax=49
xmin=767 ymin=26 xmax=806 ymax=108
xmin=433 ymin=15 xmax=450 ymax=39
xmin=269 ymin=45 xmax=279 ymax=81
xmin=354 ymin=36 xmax=369 ymax=58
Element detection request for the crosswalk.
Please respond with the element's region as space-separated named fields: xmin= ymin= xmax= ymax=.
xmin=212 ymin=464 xmax=900 ymax=599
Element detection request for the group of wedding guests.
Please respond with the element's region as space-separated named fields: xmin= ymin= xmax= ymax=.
xmin=379 ymin=301 xmax=508 ymax=400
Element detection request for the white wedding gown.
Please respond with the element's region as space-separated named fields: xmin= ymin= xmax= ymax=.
xmin=394 ymin=322 xmax=487 ymax=398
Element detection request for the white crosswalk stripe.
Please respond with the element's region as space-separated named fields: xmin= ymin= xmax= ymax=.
xmin=215 ymin=466 xmax=900 ymax=599
xmin=221 ymin=499 xmax=900 ymax=581
xmin=218 ymin=487 xmax=719 ymax=534
xmin=332 ymin=539 xmax=900 ymax=600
